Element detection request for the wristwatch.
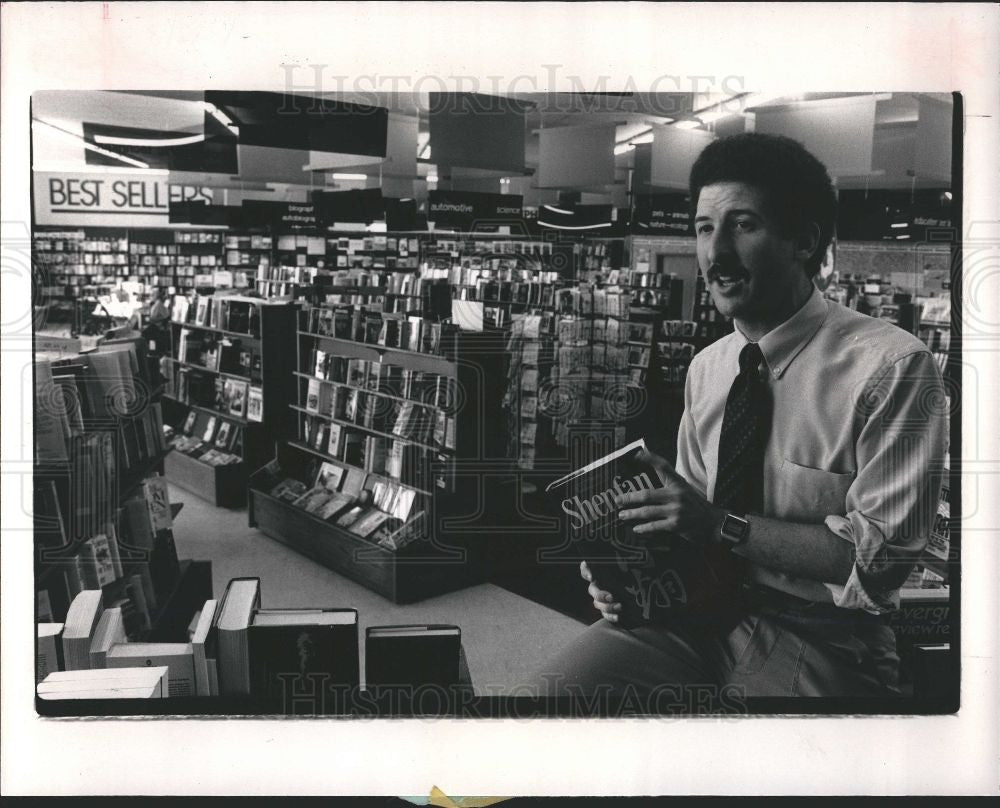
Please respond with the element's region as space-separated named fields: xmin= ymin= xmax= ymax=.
xmin=719 ymin=513 xmax=750 ymax=546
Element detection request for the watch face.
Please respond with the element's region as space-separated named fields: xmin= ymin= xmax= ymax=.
xmin=721 ymin=514 xmax=749 ymax=544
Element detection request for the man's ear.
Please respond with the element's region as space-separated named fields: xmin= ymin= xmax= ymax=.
xmin=794 ymin=221 xmax=822 ymax=264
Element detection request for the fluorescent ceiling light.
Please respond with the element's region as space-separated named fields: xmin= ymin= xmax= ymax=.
xmin=890 ymin=222 xmax=909 ymax=229
xmin=331 ymin=173 xmax=367 ymax=181
xmin=418 ymin=132 xmax=431 ymax=160
xmin=673 ymin=120 xmax=703 ymax=130
xmin=202 ymin=101 xmax=239 ymax=134
xmin=33 ymin=119 xmax=150 ymax=168
xmin=741 ymin=92 xmax=793 ymax=110
xmin=538 ymin=221 xmax=613 ymax=231
xmin=93 ymin=133 xmax=206 ymax=148
xmin=542 ymin=205 xmax=573 ymax=215
xmin=31 ymin=161 xmax=170 ymax=176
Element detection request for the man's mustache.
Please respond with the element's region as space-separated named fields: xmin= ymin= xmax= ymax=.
xmin=707 ymin=264 xmax=750 ymax=283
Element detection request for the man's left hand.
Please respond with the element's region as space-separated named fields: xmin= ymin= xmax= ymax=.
xmin=615 ymin=448 xmax=726 ymax=544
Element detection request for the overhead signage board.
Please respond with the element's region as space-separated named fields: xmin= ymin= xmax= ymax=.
xmin=241 ymin=199 xmax=320 ymax=231
xmin=631 ymin=193 xmax=692 ymax=235
xmin=427 ymin=190 xmax=523 ymax=230
xmin=33 ymin=171 xmax=215 ymax=227
xmin=312 ymin=188 xmax=385 ymax=225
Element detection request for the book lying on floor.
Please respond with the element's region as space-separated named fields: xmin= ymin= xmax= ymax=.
xmin=248 ymin=608 xmax=359 ymax=707
xmin=365 ymin=624 xmax=462 ymax=690
xmin=37 ymin=666 xmax=169 ymax=700
xmin=544 ymin=438 xmax=742 ymax=627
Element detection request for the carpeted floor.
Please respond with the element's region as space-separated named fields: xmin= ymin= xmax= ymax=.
xmin=167 ymin=482 xmax=588 ymax=695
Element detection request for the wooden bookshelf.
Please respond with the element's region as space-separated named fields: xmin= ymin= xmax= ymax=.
xmin=247 ymin=311 xmax=507 ymax=603
xmin=33 ymin=339 xmax=201 ymax=636
xmin=302 ymin=331 xmax=457 ymax=377
xmin=162 ymin=295 xmax=298 ymax=507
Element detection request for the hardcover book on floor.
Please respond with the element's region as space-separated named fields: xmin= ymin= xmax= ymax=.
xmin=248 ymin=608 xmax=359 ymax=711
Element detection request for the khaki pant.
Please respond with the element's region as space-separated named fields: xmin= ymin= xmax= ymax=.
xmin=531 ymin=590 xmax=901 ymax=708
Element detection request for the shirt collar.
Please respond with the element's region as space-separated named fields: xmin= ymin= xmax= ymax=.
xmin=736 ymin=287 xmax=829 ymax=380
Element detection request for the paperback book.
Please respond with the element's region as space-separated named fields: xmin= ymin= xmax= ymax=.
xmin=544 ymin=438 xmax=741 ymax=626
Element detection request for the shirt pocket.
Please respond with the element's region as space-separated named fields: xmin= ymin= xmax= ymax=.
xmin=773 ymin=458 xmax=856 ymax=522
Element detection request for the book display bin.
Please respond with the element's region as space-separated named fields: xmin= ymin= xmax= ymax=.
xmin=249 ymin=323 xmax=508 ymax=603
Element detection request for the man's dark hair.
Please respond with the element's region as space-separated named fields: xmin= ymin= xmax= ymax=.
xmin=689 ymin=133 xmax=837 ymax=277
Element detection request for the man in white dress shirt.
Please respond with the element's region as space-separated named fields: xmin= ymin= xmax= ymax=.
xmin=536 ymin=133 xmax=949 ymax=702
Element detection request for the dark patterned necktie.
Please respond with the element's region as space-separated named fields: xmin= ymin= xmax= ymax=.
xmin=714 ymin=342 xmax=770 ymax=513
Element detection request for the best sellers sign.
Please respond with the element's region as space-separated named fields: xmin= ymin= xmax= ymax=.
xmin=33 ymin=171 xmax=215 ymax=227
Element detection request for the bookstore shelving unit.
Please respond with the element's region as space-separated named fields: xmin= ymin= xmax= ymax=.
xmin=692 ymin=274 xmax=735 ymax=345
xmin=502 ymin=284 xmax=647 ymax=474
xmin=224 ymin=231 xmax=273 ymax=289
xmin=163 ymin=293 xmax=298 ymax=507
xmin=326 ymin=232 xmax=422 ymax=272
xmin=422 ymin=234 xmax=574 ymax=329
xmin=248 ymin=303 xmax=507 ymax=602
xmin=576 ymin=238 xmax=626 ymax=276
xmin=34 ymin=338 xmax=211 ymax=638
xmin=128 ymin=229 xmax=224 ymax=294
xmin=33 ymin=229 xmax=129 ymax=329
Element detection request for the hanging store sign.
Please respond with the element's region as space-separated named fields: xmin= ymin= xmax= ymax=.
xmin=427 ymin=190 xmax=523 ymax=230
xmin=33 ymin=171 xmax=215 ymax=227
xmin=240 ymin=199 xmax=320 ymax=231
xmin=631 ymin=193 xmax=692 ymax=235
xmin=168 ymin=200 xmax=237 ymax=227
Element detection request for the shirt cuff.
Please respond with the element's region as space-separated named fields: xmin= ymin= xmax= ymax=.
xmin=823 ymin=512 xmax=901 ymax=614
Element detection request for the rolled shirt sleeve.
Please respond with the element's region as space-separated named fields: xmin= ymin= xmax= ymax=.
xmin=824 ymin=350 xmax=950 ymax=612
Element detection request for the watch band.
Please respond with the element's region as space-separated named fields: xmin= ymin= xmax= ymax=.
xmin=720 ymin=513 xmax=750 ymax=546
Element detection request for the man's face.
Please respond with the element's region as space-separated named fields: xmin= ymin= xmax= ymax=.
xmin=694 ymin=181 xmax=808 ymax=324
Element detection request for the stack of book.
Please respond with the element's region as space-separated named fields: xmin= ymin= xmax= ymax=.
xmin=38 ymin=666 xmax=170 ymax=700
xmin=38 ymin=590 xmax=219 ymax=699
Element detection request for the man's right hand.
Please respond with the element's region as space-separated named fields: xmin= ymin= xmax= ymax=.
xmin=580 ymin=561 xmax=621 ymax=624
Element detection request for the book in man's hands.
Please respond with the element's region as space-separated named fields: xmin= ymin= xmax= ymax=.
xmin=545 ymin=438 xmax=740 ymax=627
